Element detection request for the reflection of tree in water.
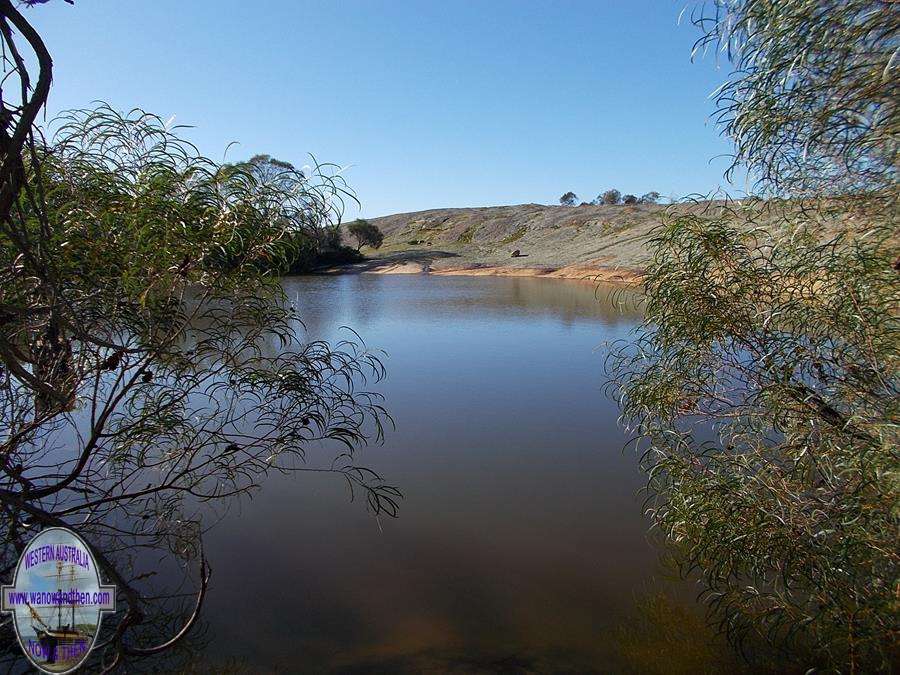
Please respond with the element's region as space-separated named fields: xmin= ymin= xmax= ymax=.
xmin=442 ymin=277 xmax=642 ymax=327
xmin=502 ymin=277 xmax=642 ymax=327
xmin=0 ymin=6 xmax=395 ymax=670
xmin=285 ymin=275 xmax=643 ymax=341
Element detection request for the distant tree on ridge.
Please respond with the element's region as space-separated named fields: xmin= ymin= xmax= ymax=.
xmin=600 ymin=189 xmax=621 ymax=205
xmin=559 ymin=191 xmax=577 ymax=206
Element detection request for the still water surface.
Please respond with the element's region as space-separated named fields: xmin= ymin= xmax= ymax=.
xmin=196 ymin=275 xmax=732 ymax=674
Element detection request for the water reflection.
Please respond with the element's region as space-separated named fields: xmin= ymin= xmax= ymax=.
xmin=191 ymin=275 xmax=735 ymax=673
xmin=285 ymin=275 xmax=641 ymax=338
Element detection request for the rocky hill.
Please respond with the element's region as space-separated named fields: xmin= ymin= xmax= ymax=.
xmin=334 ymin=202 xmax=677 ymax=279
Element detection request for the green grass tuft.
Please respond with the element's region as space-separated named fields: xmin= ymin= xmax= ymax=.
xmin=456 ymin=224 xmax=478 ymax=244
xmin=499 ymin=225 xmax=527 ymax=245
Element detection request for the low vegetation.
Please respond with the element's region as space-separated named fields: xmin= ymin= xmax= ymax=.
xmin=457 ymin=223 xmax=479 ymax=244
xmin=499 ymin=225 xmax=528 ymax=245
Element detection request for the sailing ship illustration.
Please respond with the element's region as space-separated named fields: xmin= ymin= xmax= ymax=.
xmin=24 ymin=560 xmax=92 ymax=666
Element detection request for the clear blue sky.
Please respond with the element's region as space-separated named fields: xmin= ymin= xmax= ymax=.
xmin=26 ymin=1 xmax=742 ymax=218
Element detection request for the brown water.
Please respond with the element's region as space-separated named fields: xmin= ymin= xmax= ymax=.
xmin=194 ymin=275 xmax=739 ymax=674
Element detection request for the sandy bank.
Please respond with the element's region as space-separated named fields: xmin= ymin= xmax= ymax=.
xmin=429 ymin=263 xmax=642 ymax=283
xmin=316 ymin=255 xmax=642 ymax=284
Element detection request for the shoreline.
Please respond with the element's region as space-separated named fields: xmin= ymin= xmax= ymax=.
xmin=313 ymin=256 xmax=643 ymax=285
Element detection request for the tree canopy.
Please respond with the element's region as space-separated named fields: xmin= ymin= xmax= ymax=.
xmin=599 ymin=189 xmax=621 ymax=205
xmin=0 ymin=15 xmax=398 ymax=663
xmin=559 ymin=191 xmax=577 ymax=206
xmin=612 ymin=1 xmax=899 ymax=669
xmin=348 ymin=219 xmax=384 ymax=251
xmin=692 ymin=0 xmax=898 ymax=197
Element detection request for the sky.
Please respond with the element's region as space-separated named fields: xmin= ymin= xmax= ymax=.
xmin=24 ymin=0 xmax=743 ymax=219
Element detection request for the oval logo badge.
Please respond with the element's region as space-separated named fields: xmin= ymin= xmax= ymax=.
xmin=2 ymin=527 xmax=116 ymax=673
